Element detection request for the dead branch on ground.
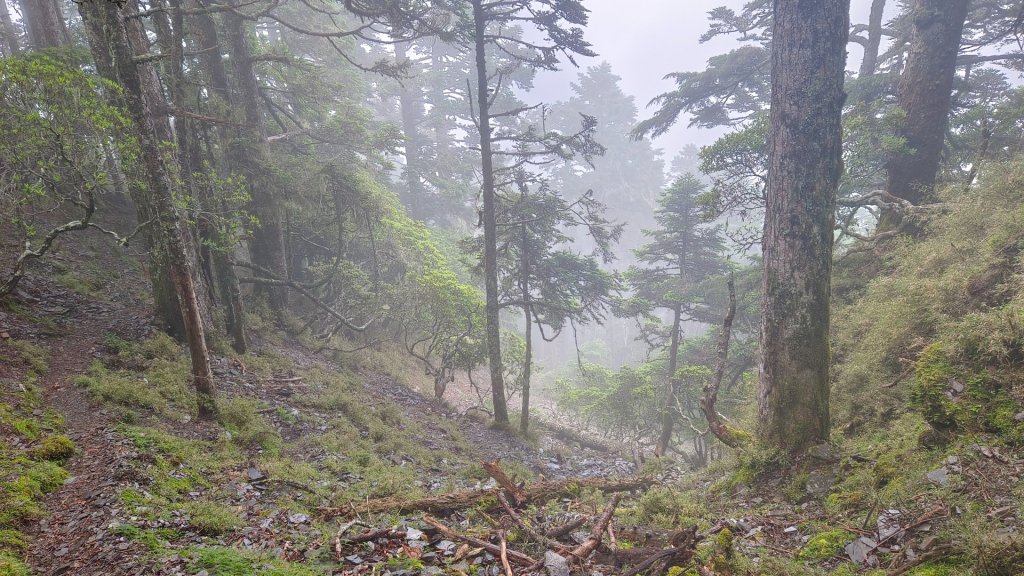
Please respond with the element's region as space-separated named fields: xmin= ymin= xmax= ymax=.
xmin=321 ymin=475 xmax=653 ymax=518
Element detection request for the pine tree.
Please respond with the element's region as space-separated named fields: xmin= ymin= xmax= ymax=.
xmin=466 ymin=0 xmax=596 ymax=426
xmin=621 ymin=175 xmax=726 ymax=456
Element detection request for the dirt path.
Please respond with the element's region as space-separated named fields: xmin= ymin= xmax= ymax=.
xmin=24 ymin=291 xmax=153 ymax=576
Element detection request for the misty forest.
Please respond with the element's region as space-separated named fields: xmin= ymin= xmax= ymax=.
xmin=2 ymin=0 xmax=1024 ymax=574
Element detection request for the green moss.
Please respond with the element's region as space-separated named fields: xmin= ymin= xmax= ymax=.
xmin=783 ymin=471 xmax=810 ymax=502
xmin=31 ymin=435 xmax=76 ymax=461
xmin=0 ymin=551 xmax=31 ymax=576
xmin=110 ymin=524 xmax=181 ymax=551
xmin=797 ymin=529 xmax=852 ymax=562
xmin=217 ymin=397 xmax=282 ymax=454
xmin=910 ymin=344 xmax=960 ymax=431
xmin=195 ymin=547 xmax=253 ymax=576
xmin=192 ymin=547 xmax=323 ymax=576
xmin=181 ymin=501 xmax=243 ymax=536
xmin=7 ymin=339 xmax=49 ymax=378
xmin=619 ymin=486 xmax=705 ymax=529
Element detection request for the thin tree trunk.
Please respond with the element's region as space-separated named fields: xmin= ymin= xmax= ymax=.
xmin=472 ymin=0 xmax=509 ymax=426
xmin=397 ymin=42 xmax=428 ymax=219
xmin=186 ymin=0 xmax=247 ymax=352
xmin=757 ymin=0 xmax=849 ymax=452
xmin=79 ymin=0 xmax=217 ymax=418
xmin=881 ymin=0 xmax=969 ymax=230
xmin=519 ymin=222 xmax=532 ymax=435
xmin=0 ymin=0 xmax=20 ymax=56
xmin=223 ymin=1 xmax=289 ymax=310
xmin=654 ymin=305 xmax=682 ymax=457
xmin=858 ymin=0 xmax=887 ymax=77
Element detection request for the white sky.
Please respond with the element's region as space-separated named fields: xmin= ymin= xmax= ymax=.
xmin=531 ymin=0 xmax=887 ymax=159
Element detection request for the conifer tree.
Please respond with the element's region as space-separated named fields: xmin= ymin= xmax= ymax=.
xmin=621 ymin=175 xmax=726 ymax=456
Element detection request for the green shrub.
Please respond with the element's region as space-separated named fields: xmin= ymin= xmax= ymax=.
xmin=31 ymin=435 xmax=76 ymax=461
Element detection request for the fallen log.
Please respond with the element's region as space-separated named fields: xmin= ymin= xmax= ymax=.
xmin=620 ymin=526 xmax=699 ymax=576
xmin=497 ymin=492 xmax=571 ymax=552
xmin=545 ymin=516 xmax=587 ymax=539
xmin=536 ymin=420 xmax=629 ymax=455
xmin=483 ymin=460 xmax=527 ymax=505
xmin=568 ymin=494 xmax=621 ymax=560
xmin=422 ymin=514 xmax=537 ymax=568
xmin=321 ymin=475 xmax=653 ymax=518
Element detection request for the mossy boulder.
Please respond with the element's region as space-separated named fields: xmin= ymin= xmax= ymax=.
xmin=798 ymin=529 xmax=852 ymax=562
xmin=31 ymin=435 xmax=76 ymax=461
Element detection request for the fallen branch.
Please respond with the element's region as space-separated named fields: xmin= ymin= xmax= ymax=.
xmin=545 ymin=516 xmax=588 ymax=539
xmin=620 ymin=526 xmax=699 ymax=576
xmin=483 ymin=460 xmax=527 ymax=505
xmin=887 ymin=544 xmax=954 ymax=576
xmin=321 ymin=476 xmax=653 ymax=518
xmin=422 ymin=514 xmax=537 ymax=567
xmin=535 ymin=419 xmax=628 ymax=455
xmin=568 ymin=494 xmax=621 ymax=560
xmin=497 ymin=492 xmax=571 ymax=552
xmin=498 ymin=531 xmax=514 ymax=576
xmin=334 ymin=520 xmax=369 ymax=560
xmin=344 ymin=527 xmax=407 ymax=543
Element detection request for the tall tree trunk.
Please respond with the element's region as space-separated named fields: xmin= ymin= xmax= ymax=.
xmin=654 ymin=304 xmax=683 ymax=457
xmin=882 ymin=0 xmax=969 ymax=230
xmin=80 ymin=0 xmax=187 ymax=339
xmin=0 ymin=0 xmax=20 ymax=56
xmin=858 ymin=0 xmax=887 ymax=78
xmin=757 ymin=0 xmax=849 ymax=452
xmin=79 ymin=0 xmax=217 ymax=418
xmin=185 ymin=0 xmax=247 ymax=353
xmin=222 ymin=2 xmax=289 ymax=310
xmin=519 ymin=223 xmax=532 ymax=434
xmin=398 ymin=42 xmax=428 ymax=219
xmin=472 ymin=0 xmax=509 ymax=426
xmin=19 ymin=0 xmax=69 ymax=49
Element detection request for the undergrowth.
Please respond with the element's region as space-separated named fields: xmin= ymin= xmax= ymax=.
xmin=0 ymin=339 xmax=72 ymax=574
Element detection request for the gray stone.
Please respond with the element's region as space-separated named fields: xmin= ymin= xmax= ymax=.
xmin=927 ymin=467 xmax=950 ymax=487
xmin=845 ymin=536 xmax=877 ymax=564
xmin=544 ymin=551 xmax=570 ymax=576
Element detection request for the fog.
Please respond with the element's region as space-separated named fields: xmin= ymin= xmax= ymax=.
xmin=532 ymin=0 xmax=894 ymax=157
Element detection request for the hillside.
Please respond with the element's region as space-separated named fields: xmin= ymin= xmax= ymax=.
xmin=1 ymin=161 xmax=1022 ymax=575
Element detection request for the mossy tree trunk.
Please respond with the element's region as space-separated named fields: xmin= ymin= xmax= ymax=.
xmin=79 ymin=0 xmax=188 ymax=340
xmin=185 ymin=0 xmax=249 ymax=353
xmin=654 ymin=304 xmax=682 ymax=457
xmin=79 ymin=0 xmax=217 ymax=419
xmin=757 ymin=0 xmax=849 ymax=452
xmin=881 ymin=0 xmax=969 ymax=231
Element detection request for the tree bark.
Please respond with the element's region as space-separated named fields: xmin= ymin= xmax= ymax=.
xmin=18 ymin=0 xmax=69 ymax=49
xmin=223 ymin=1 xmax=289 ymax=310
xmin=472 ymin=0 xmax=509 ymax=426
xmin=0 ymin=0 xmax=20 ymax=56
xmin=882 ymin=0 xmax=969 ymax=229
xmin=858 ymin=0 xmax=887 ymax=77
xmin=519 ymin=222 xmax=532 ymax=434
xmin=186 ymin=0 xmax=247 ymax=353
xmin=397 ymin=42 xmax=428 ymax=220
xmin=757 ymin=0 xmax=849 ymax=452
xmin=79 ymin=0 xmax=187 ymax=339
xmin=79 ymin=0 xmax=217 ymax=419
xmin=654 ymin=304 xmax=682 ymax=457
